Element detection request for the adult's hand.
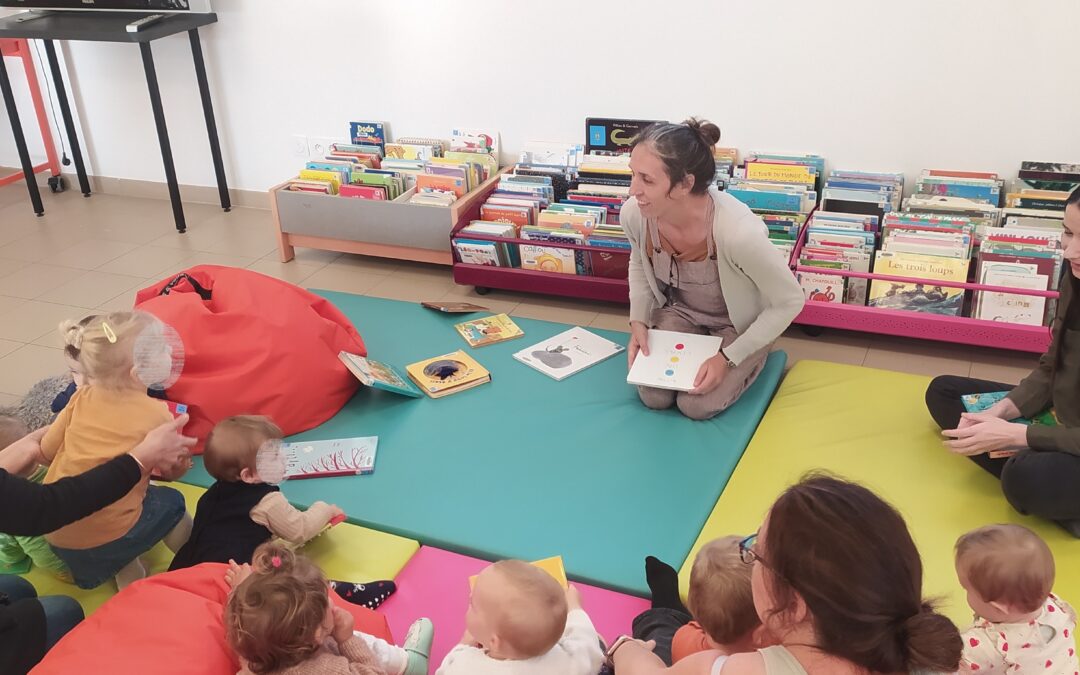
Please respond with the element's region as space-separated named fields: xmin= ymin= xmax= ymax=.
xmin=942 ymin=413 xmax=1028 ymax=456
xmin=689 ymin=354 xmax=730 ymax=396
xmin=0 ymin=426 xmax=48 ymax=476
xmin=628 ymin=321 xmax=650 ymax=368
xmin=128 ymin=414 xmax=196 ymax=475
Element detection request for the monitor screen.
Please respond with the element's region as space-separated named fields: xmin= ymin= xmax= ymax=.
xmin=0 ymin=0 xmax=212 ymax=12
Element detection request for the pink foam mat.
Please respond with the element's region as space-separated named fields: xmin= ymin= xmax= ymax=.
xmin=379 ymin=547 xmax=650 ymax=669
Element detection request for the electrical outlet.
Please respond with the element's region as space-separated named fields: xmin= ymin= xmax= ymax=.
xmin=292 ymin=135 xmax=309 ymax=158
xmin=309 ymin=136 xmax=340 ymax=159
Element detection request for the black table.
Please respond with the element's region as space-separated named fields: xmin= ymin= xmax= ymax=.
xmin=0 ymin=11 xmax=230 ymax=232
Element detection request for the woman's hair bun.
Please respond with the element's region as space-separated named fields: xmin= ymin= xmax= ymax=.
xmin=683 ymin=117 xmax=721 ymax=147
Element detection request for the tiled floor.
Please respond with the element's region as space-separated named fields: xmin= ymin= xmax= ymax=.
xmin=0 ymin=179 xmax=1041 ymax=404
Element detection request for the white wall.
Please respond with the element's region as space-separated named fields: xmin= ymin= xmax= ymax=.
xmin=2 ymin=0 xmax=1080 ymax=193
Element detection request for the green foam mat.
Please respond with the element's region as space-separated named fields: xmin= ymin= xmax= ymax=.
xmin=182 ymin=292 xmax=786 ymax=594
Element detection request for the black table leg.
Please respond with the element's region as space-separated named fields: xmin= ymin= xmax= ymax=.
xmin=188 ymin=29 xmax=229 ymax=212
xmin=42 ymin=40 xmax=89 ymax=197
xmin=0 ymin=51 xmax=43 ymax=216
xmin=139 ymin=41 xmax=185 ymax=233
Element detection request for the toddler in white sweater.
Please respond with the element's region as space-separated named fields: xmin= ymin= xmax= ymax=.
xmin=436 ymin=559 xmax=604 ymax=674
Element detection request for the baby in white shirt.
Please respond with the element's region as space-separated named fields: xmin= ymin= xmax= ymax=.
xmin=955 ymin=524 xmax=1078 ymax=673
xmin=436 ymin=559 xmax=604 ymax=674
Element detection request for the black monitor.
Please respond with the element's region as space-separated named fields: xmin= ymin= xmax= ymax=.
xmin=0 ymin=0 xmax=212 ymax=12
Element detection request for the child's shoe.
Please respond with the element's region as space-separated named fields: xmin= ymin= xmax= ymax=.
xmin=402 ymin=617 xmax=434 ymax=675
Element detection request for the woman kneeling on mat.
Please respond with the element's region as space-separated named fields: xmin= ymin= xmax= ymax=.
xmin=926 ymin=187 xmax=1080 ymax=537
xmin=608 ymin=474 xmax=962 ymax=675
xmin=624 ymin=119 xmax=804 ymax=420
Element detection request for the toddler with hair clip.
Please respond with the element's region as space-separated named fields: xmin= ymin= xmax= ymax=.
xmin=33 ymin=311 xmax=194 ymax=590
xmin=225 ymin=542 xmax=432 ymax=675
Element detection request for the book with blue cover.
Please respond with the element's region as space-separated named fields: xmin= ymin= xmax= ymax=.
xmin=960 ymin=391 xmax=1057 ymax=458
xmin=338 ymin=352 xmax=423 ymax=398
xmin=349 ymin=121 xmax=387 ymax=151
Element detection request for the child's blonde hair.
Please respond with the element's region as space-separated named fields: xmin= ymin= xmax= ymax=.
xmin=688 ymin=535 xmax=761 ymax=645
xmin=225 ymin=542 xmax=329 ymax=674
xmin=488 ymin=560 xmax=567 ymax=658
xmin=59 ymin=312 xmax=151 ymax=389
xmin=204 ymin=416 xmax=283 ymax=482
xmin=955 ymin=524 xmax=1055 ymax=614
xmin=0 ymin=414 xmax=29 ymax=450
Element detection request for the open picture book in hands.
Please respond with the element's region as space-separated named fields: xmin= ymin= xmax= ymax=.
xmin=513 ymin=327 xmax=625 ymax=380
xmin=283 ymin=436 xmax=379 ymax=479
xmin=626 ymin=330 xmax=724 ymax=392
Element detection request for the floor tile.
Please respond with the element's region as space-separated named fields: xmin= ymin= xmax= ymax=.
xmin=510 ymin=297 xmax=602 ymax=327
xmin=0 ymin=299 xmax=93 ymax=343
xmin=364 ymin=273 xmax=454 ymax=303
xmin=96 ymin=245 xmax=195 ymax=278
xmin=0 ymin=344 xmax=65 ymax=396
xmin=148 ymin=252 xmax=258 ymax=280
xmin=775 ymin=326 xmax=872 ymax=367
xmin=0 ymin=264 xmax=88 ymax=299
xmin=49 ymin=239 xmax=141 ymax=270
xmin=246 ymin=259 xmax=323 ymax=285
xmin=863 ymin=335 xmax=972 ymax=377
xmin=265 ymin=247 xmax=342 ymax=266
xmin=967 ymin=348 xmax=1041 ymax=386
xmin=37 ymin=271 xmax=148 ymax=309
xmin=589 ymin=308 xmax=631 ymax=333
xmin=302 ymin=264 xmax=387 ymax=296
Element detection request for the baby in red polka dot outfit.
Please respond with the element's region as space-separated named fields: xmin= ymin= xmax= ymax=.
xmin=955 ymin=524 xmax=1077 ymax=673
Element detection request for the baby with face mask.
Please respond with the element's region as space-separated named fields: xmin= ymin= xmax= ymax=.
xmin=168 ymin=416 xmax=396 ymax=609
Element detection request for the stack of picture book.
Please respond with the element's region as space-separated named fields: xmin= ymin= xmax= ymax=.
xmin=901 ymin=169 xmax=1003 ymax=230
xmin=713 ymin=147 xmax=739 ymax=190
xmin=973 ymin=232 xmax=1063 ymax=326
xmin=727 ymin=151 xmax=824 ymax=260
xmin=797 ymin=210 xmax=880 ymax=306
xmin=820 ymin=169 xmax=904 ymax=224
xmin=283 ymin=122 xmax=498 ymax=207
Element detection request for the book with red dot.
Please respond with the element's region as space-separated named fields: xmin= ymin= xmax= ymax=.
xmin=626 ymin=330 xmax=725 ymax=392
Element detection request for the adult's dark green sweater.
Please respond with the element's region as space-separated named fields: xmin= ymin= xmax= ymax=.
xmin=1008 ymin=273 xmax=1080 ymax=455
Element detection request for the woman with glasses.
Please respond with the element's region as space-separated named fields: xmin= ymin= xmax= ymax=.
xmin=608 ymin=474 xmax=962 ymax=674
xmin=624 ymin=119 xmax=804 ymax=421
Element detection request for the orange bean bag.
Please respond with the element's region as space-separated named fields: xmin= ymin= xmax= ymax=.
xmin=134 ymin=266 xmax=365 ymax=453
xmin=31 ymin=563 xmax=393 ymax=675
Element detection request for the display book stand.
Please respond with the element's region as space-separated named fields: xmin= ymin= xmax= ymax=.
xmin=789 ymin=214 xmax=1057 ymax=354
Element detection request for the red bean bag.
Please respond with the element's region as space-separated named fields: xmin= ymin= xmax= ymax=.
xmin=134 ymin=266 xmax=365 ymax=453
xmin=31 ymin=563 xmax=394 ymax=675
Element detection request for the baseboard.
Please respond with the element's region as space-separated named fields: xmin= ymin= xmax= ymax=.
xmin=58 ymin=172 xmax=270 ymax=209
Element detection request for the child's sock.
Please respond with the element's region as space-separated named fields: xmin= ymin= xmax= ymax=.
xmin=163 ymin=513 xmax=193 ymax=553
xmin=115 ymin=557 xmax=147 ymax=589
xmin=18 ymin=535 xmax=72 ymax=583
xmin=401 ymin=618 xmax=433 ymax=675
xmin=645 ymin=555 xmax=689 ymax=613
xmin=330 ymin=579 xmax=397 ymax=610
xmin=0 ymin=534 xmax=30 ymax=574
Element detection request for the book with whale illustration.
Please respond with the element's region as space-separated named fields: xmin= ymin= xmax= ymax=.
xmin=512 ymin=327 xmax=624 ymax=381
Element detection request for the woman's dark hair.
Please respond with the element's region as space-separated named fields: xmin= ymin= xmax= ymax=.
xmin=763 ymin=473 xmax=962 ymax=673
xmin=630 ymin=117 xmax=720 ymax=195
xmin=1067 ymin=184 xmax=1080 ymax=208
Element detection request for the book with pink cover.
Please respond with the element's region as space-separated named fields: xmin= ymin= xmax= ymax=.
xmin=283 ymin=436 xmax=379 ymax=479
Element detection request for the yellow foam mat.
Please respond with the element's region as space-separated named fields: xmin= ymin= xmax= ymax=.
xmin=22 ymin=481 xmax=419 ymax=614
xmin=680 ymin=360 xmax=1080 ymax=626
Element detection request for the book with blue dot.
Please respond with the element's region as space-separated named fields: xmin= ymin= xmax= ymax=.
xmin=626 ymin=330 xmax=725 ymax=392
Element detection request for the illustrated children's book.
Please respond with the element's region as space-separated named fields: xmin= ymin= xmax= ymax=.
xmin=338 ymin=352 xmax=423 ymax=398
xmin=513 ymin=327 xmax=625 ymax=381
xmin=960 ymin=391 xmax=1058 ymax=458
xmin=469 ymin=556 xmax=568 ymax=589
xmin=406 ymin=350 xmax=491 ymax=398
xmin=626 ymin=330 xmax=724 ymax=392
xmin=282 ymin=436 xmax=379 ymax=479
xmin=420 ymin=300 xmax=489 ymax=314
xmin=454 ymin=313 xmax=524 ymax=348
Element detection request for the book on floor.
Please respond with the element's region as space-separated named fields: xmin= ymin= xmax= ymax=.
xmin=283 ymin=436 xmax=378 ymax=479
xmin=513 ymin=327 xmax=625 ymax=381
xmin=406 ymin=350 xmax=491 ymax=398
xmin=960 ymin=391 xmax=1057 ymax=458
xmin=626 ymin=330 xmax=724 ymax=392
xmin=420 ymin=300 xmax=489 ymax=314
xmin=338 ymin=352 xmax=423 ymax=398
xmin=455 ymin=313 xmax=524 ymax=348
